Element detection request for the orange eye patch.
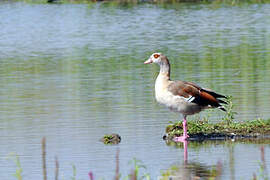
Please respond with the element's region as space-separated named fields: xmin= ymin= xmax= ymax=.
xmin=153 ymin=54 xmax=160 ymax=58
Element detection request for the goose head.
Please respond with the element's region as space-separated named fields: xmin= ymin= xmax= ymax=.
xmin=144 ymin=53 xmax=165 ymax=65
xmin=144 ymin=52 xmax=171 ymax=76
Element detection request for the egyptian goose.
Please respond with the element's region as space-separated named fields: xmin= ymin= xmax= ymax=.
xmin=144 ymin=53 xmax=227 ymax=142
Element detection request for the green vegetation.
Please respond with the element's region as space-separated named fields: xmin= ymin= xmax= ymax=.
xmin=222 ymin=96 xmax=237 ymax=125
xmin=7 ymin=153 xmax=23 ymax=180
xmin=127 ymin=158 xmax=150 ymax=180
xmin=101 ymin=133 xmax=121 ymax=144
xmin=71 ymin=164 xmax=77 ymax=180
xmin=253 ymin=147 xmax=269 ymax=180
xmin=165 ymin=97 xmax=270 ymax=141
xmin=166 ymin=118 xmax=270 ymax=140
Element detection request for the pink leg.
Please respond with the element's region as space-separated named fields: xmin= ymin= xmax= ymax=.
xmin=173 ymin=116 xmax=189 ymax=142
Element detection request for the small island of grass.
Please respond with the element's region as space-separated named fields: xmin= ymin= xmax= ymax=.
xmin=164 ymin=118 xmax=270 ymax=141
xmin=164 ymin=97 xmax=270 ymax=141
xmin=100 ymin=133 xmax=121 ymax=144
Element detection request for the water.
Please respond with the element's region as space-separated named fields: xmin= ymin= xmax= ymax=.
xmin=0 ymin=1 xmax=270 ymax=179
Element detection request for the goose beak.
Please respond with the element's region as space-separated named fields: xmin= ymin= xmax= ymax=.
xmin=144 ymin=58 xmax=153 ymax=64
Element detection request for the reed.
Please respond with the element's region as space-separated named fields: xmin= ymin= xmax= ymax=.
xmin=55 ymin=156 xmax=59 ymax=180
xmin=115 ymin=148 xmax=120 ymax=180
xmin=42 ymin=137 xmax=47 ymax=180
xmin=253 ymin=146 xmax=269 ymax=180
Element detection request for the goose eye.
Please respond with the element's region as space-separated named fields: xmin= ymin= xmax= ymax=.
xmin=153 ymin=54 xmax=160 ymax=59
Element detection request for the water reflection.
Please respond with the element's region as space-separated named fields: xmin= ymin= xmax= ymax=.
xmin=160 ymin=140 xmax=221 ymax=180
xmin=162 ymin=139 xmax=270 ymax=180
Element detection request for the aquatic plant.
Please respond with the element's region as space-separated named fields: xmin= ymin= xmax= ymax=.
xmin=7 ymin=153 xmax=23 ymax=180
xmin=222 ymin=96 xmax=237 ymax=125
xmin=71 ymin=164 xmax=77 ymax=180
xmin=127 ymin=158 xmax=150 ymax=180
xmin=253 ymin=146 xmax=269 ymax=180
xmin=101 ymin=134 xmax=121 ymax=144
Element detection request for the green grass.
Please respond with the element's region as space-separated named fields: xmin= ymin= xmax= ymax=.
xmin=101 ymin=134 xmax=121 ymax=144
xmin=165 ymin=96 xmax=270 ymax=140
xmin=166 ymin=118 xmax=270 ymax=140
xmin=102 ymin=134 xmax=116 ymax=144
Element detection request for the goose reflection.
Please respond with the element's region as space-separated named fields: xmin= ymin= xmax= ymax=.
xmin=161 ymin=140 xmax=222 ymax=180
xmin=183 ymin=140 xmax=188 ymax=164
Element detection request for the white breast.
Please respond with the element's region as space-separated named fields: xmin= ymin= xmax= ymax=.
xmin=154 ymin=74 xmax=202 ymax=115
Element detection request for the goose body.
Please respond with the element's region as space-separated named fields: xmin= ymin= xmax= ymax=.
xmin=155 ymin=74 xmax=204 ymax=115
xmin=144 ymin=53 xmax=227 ymax=141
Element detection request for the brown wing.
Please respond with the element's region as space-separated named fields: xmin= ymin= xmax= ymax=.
xmin=168 ymin=81 xmax=200 ymax=98
xmin=168 ymin=81 xmax=227 ymax=109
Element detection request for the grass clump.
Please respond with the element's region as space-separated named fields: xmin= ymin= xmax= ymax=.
xmin=100 ymin=133 xmax=121 ymax=144
xmin=166 ymin=118 xmax=270 ymax=138
xmin=165 ymin=97 xmax=270 ymax=140
xmin=222 ymin=96 xmax=237 ymax=125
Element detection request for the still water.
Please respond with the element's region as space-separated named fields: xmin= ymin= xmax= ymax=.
xmin=0 ymin=1 xmax=270 ymax=179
